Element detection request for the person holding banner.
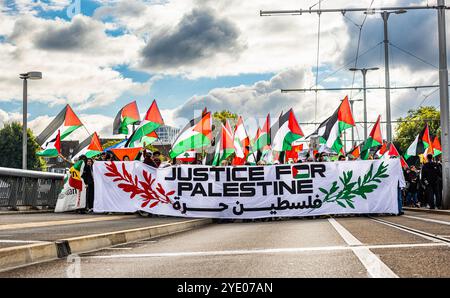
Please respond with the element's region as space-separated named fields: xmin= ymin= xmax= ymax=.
xmin=82 ymin=158 xmax=95 ymax=213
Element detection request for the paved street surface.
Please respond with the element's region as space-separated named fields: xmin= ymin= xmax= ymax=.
xmin=0 ymin=213 xmax=186 ymax=249
xmin=0 ymin=210 xmax=449 ymax=278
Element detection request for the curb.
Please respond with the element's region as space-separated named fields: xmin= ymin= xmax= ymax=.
xmin=403 ymin=207 xmax=450 ymax=216
xmin=0 ymin=218 xmax=212 ymax=272
xmin=0 ymin=210 xmax=54 ymax=215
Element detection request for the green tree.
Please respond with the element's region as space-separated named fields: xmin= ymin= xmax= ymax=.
xmin=102 ymin=139 xmax=124 ymax=149
xmin=0 ymin=122 xmax=46 ymax=170
xmin=213 ymin=110 xmax=238 ymax=125
xmin=394 ymin=106 xmax=440 ymax=153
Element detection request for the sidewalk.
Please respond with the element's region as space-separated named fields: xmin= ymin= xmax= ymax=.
xmin=403 ymin=206 xmax=450 ymax=215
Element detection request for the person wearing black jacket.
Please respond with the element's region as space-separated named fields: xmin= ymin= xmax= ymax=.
xmin=405 ymin=166 xmax=419 ymax=207
xmin=421 ymin=154 xmax=442 ymax=209
xmin=82 ymin=158 xmax=95 ymax=212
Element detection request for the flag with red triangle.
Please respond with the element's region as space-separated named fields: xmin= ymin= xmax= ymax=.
xmin=126 ymin=100 xmax=164 ymax=148
xmin=361 ymin=115 xmax=383 ymax=160
xmin=309 ymin=96 xmax=355 ymax=154
xmin=113 ymin=101 xmax=140 ymax=135
xmin=271 ymin=109 xmax=304 ymax=152
xmin=404 ymin=123 xmax=432 ymax=160
xmin=37 ymin=105 xmax=83 ymax=146
xmin=37 ymin=130 xmax=61 ymax=157
xmin=386 ymin=143 xmax=409 ymax=168
xmin=212 ymin=124 xmax=235 ymax=165
xmin=254 ymin=114 xmax=271 ymax=152
xmin=71 ymin=132 xmax=103 ymax=161
xmin=169 ymin=112 xmax=212 ymax=158
xmin=432 ymin=136 xmax=442 ymax=157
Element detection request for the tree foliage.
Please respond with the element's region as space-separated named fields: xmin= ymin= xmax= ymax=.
xmin=0 ymin=122 xmax=46 ymax=170
xmin=394 ymin=106 xmax=440 ymax=153
xmin=213 ymin=110 xmax=238 ymax=125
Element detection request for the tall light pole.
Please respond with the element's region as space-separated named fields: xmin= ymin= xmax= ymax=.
xmin=349 ymin=67 xmax=379 ymax=140
xmin=437 ymin=0 xmax=450 ymax=209
xmin=363 ymin=9 xmax=407 ymax=142
xmin=19 ymin=72 xmax=42 ymax=170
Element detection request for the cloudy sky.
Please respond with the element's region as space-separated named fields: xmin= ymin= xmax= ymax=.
xmin=0 ymin=0 xmax=445 ymax=147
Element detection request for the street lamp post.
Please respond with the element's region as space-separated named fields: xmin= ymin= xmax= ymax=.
xmin=349 ymin=67 xmax=379 ymax=140
xmin=365 ymin=9 xmax=407 ymax=142
xmin=19 ymin=72 xmax=42 ymax=170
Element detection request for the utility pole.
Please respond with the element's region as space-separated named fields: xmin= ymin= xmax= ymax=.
xmin=349 ymin=67 xmax=379 ymax=140
xmin=437 ymin=0 xmax=450 ymax=209
xmin=379 ymin=10 xmax=407 ymax=142
xmin=383 ymin=11 xmax=392 ymax=142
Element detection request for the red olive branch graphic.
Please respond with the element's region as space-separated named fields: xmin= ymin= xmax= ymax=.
xmin=104 ymin=162 xmax=175 ymax=208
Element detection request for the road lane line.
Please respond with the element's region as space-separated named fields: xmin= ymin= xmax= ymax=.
xmin=328 ymin=218 xmax=398 ymax=278
xmin=83 ymin=243 xmax=446 ymax=259
xmin=370 ymin=217 xmax=450 ymax=243
xmin=0 ymin=215 xmax=135 ymax=231
xmin=403 ymin=215 xmax=450 ymax=226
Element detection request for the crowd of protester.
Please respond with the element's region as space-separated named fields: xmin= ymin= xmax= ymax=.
xmin=72 ymin=147 xmax=444 ymax=215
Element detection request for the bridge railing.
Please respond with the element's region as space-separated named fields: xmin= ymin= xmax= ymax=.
xmin=0 ymin=167 xmax=65 ymax=209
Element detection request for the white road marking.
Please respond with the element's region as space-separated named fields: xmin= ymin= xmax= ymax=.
xmin=403 ymin=215 xmax=450 ymax=226
xmin=103 ymin=247 xmax=134 ymax=250
xmin=0 ymin=239 xmax=49 ymax=244
xmin=84 ymin=243 xmax=446 ymax=259
xmin=370 ymin=218 xmax=444 ymax=243
xmin=328 ymin=218 xmax=398 ymax=278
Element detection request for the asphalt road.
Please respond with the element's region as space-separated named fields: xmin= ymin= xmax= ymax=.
xmin=0 ymin=213 xmax=187 ymax=249
xmin=0 ymin=210 xmax=448 ymax=278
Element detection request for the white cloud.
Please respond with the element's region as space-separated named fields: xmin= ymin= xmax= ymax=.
xmin=0 ymin=14 xmax=149 ymax=110
xmin=0 ymin=108 xmax=22 ymax=128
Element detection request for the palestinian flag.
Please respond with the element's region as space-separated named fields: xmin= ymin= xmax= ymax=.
xmin=126 ymin=100 xmax=164 ymax=148
xmin=113 ymin=101 xmax=140 ymax=135
xmin=169 ymin=112 xmax=212 ymax=159
xmin=432 ymin=136 xmax=442 ymax=157
xmin=69 ymin=159 xmax=84 ymax=191
xmin=71 ymin=132 xmax=103 ymax=162
xmin=310 ymin=96 xmax=355 ymax=154
xmin=140 ymin=131 xmax=159 ymax=147
xmin=386 ymin=143 xmax=409 ymax=169
xmin=37 ymin=105 xmax=83 ymax=145
xmin=361 ymin=115 xmax=383 ymax=160
xmin=271 ymin=109 xmax=304 ymax=152
xmin=37 ymin=130 xmax=61 ymax=157
xmin=127 ymin=130 xmax=158 ymax=148
xmin=254 ymin=114 xmax=271 ymax=152
xmin=212 ymin=124 xmax=235 ymax=165
xmin=404 ymin=124 xmax=432 ymax=160
xmin=232 ymin=116 xmax=250 ymax=165
xmin=376 ymin=140 xmax=389 ymax=157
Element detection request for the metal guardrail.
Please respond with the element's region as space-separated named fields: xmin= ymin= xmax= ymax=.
xmin=0 ymin=167 xmax=65 ymax=209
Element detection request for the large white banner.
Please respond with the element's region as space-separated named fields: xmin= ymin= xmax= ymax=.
xmin=93 ymin=160 xmax=405 ymax=218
